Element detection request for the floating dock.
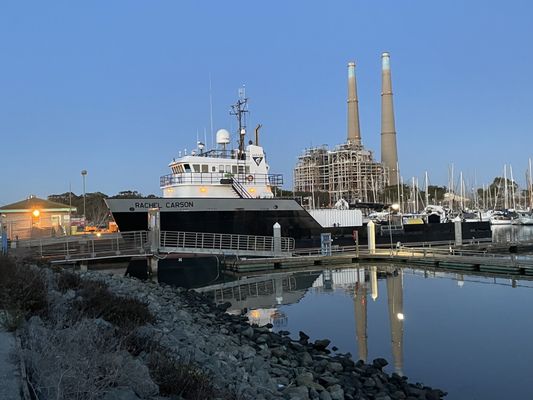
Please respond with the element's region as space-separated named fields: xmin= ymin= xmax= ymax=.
xmin=225 ymin=246 xmax=533 ymax=277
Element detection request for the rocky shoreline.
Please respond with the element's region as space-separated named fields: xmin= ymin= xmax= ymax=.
xmin=73 ymin=270 xmax=445 ymax=400
xmin=5 ymin=261 xmax=447 ymax=400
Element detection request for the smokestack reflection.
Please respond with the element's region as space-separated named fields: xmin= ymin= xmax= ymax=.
xmin=387 ymin=269 xmax=404 ymax=375
xmin=354 ymin=269 xmax=368 ymax=362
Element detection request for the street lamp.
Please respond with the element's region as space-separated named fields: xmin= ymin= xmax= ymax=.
xmin=81 ymin=170 xmax=87 ymax=225
xmin=389 ymin=203 xmax=400 ymax=254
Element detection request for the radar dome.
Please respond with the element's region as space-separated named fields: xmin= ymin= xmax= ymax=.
xmin=216 ymin=129 xmax=230 ymax=145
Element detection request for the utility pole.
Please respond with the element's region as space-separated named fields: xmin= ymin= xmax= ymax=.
xmin=81 ymin=170 xmax=87 ymax=225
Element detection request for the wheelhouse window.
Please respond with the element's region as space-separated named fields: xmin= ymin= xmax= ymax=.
xmin=201 ymin=165 xmax=209 ymax=173
xmin=184 ymin=164 xmax=191 ymax=173
xmin=192 ymin=164 xmax=200 ymax=173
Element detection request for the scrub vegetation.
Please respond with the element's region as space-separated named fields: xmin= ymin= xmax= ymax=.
xmin=0 ymin=256 xmax=226 ymax=400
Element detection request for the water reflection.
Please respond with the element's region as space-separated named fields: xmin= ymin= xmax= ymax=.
xmin=199 ymin=265 xmax=533 ymax=399
xmin=386 ymin=270 xmax=404 ymax=376
xmin=197 ymin=271 xmax=321 ymax=327
xmin=201 ymin=266 xmax=406 ymax=376
xmin=492 ymin=224 xmax=533 ymax=243
xmin=354 ymin=271 xmax=367 ymax=363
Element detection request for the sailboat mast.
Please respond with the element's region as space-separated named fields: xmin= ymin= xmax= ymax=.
xmin=529 ymin=158 xmax=533 ymax=210
xmin=460 ymin=171 xmax=464 ymax=210
xmin=510 ymin=165 xmax=516 ymax=210
xmin=425 ymin=171 xmax=429 ymax=207
xmin=504 ymin=165 xmax=509 ymax=209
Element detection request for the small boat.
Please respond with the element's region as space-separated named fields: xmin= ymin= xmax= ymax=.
xmin=513 ymin=211 xmax=533 ymax=225
xmin=490 ymin=211 xmax=513 ymax=225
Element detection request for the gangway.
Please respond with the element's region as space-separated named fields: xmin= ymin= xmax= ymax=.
xmin=159 ymin=231 xmax=293 ymax=257
xmin=15 ymin=230 xmax=295 ymax=263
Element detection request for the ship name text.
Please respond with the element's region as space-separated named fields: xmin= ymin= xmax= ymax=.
xmin=133 ymin=201 xmax=194 ymax=209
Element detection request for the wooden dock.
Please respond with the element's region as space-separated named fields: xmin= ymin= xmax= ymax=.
xmin=225 ymin=246 xmax=533 ymax=277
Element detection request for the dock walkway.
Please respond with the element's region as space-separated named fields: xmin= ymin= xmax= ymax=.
xmin=14 ymin=230 xmax=295 ymax=263
xmin=227 ymin=246 xmax=533 ymax=276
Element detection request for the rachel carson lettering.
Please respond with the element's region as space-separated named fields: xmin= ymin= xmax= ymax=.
xmin=133 ymin=201 xmax=193 ymax=209
xmin=134 ymin=202 xmax=161 ymax=208
xmin=166 ymin=201 xmax=194 ymax=208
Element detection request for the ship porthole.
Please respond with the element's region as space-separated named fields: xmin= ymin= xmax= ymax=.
xmin=247 ymin=175 xmax=254 ymax=182
xmin=274 ymin=205 xmax=278 ymax=209
xmin=129 ymin=207 xmax=135 ymax=212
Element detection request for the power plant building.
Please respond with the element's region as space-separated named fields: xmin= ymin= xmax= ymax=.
xmin=294 ymin=56 xmax=399 ymax=205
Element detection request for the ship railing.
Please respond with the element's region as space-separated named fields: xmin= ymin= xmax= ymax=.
xmin=160 ymin=172 xmax=283 ymax=187
xmin=160 ymin=231 xmax=295 ymax=254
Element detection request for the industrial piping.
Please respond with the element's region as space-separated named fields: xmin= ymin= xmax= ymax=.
xmin=380 ymin=52 xmax=399 ymax=186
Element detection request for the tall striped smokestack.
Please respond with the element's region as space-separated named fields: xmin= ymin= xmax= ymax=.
xmin=380 ymin=52 xmax=399 ymax=185
xmin=347 ymin=62 xmax=362 ymax=146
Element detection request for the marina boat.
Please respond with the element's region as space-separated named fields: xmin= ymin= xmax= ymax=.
xmin=105 ymin=94 xmax=492 ymax=247
xmin=490 ymin=210 xmax=513 ymax=225
xmin=513 ymin=211 xmax=533 ymax=225
xmin=452 ymin=209 xmax=492 ymax=223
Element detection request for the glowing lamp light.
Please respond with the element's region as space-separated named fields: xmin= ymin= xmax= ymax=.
xmin=32 ymin=209 xmax=40 ymax=217
xmin=249 ymin=310 xmax=260 ymax=319
xmin=249 ymin=188 xmax=256 ymax=193
xmin=96 ymin=232 xmax=102 ymax=237
xmin=199 ymin=187 xmax=207 ymax=193
xmin=397 ymin=313 xmax=404 ymax=320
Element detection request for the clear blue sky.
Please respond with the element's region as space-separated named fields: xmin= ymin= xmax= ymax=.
xmin=1 ymin=0 xmax=532 ymax=204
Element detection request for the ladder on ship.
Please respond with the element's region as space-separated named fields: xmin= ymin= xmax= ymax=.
xmin=230 ymin=178 xmax=253 ymax=198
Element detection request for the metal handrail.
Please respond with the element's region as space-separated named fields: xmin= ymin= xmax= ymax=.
xmin=231 ymin=178 xmax=253 ymax=199
xmin=18 ymin=231 xmax=149 ymax=261
xmin=19 ymin=230 xmax=295 ymax=261
xmin=160 ymin=172 xmax=283 ymax=187
xmin=160 ymin=231 xmax=295 ymax=253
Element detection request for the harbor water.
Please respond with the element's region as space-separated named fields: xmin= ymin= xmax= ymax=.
xmin=196 ymin=264 xmax=533 ymax=400
xmin=135 ymin=224 xmax=533 ymax=399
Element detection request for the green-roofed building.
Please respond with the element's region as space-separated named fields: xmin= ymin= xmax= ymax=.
xmin=0 ymin=195 xmax=77 ymax=239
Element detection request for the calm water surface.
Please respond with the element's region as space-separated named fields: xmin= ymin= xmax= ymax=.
xmin=126 ymin=225 xmax=533 ymax=399
xmin=492 ymin=224 xmax=533 ymax=243
xmin=198 ymin=264 xmax=533 ymax=400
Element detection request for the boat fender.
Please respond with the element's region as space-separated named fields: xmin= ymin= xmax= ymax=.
xmin=247 ymin=175 xmax=254 ymax=182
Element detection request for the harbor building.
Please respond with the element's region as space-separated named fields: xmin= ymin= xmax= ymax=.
xmin=0 ymin=195 xmax=76 ymax=240
xmin=294 ymin=59 xmax=394 ymax=206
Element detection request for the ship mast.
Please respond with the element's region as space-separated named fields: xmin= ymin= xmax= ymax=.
xmin=230 ymin=87 xmax=249 ymax=160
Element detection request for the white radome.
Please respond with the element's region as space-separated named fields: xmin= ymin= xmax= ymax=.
xmin=216 ymin=129 xmax=231 ymax=145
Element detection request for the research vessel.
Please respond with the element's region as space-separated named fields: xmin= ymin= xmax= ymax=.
xmin=105 ymin=93 xmax=491 ymax=247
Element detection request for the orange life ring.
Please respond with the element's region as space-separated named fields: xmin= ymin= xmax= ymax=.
xmin=246 ymin=175 xmax=254 ymax=182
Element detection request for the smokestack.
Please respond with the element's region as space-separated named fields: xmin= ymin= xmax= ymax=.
xmin=380 ymin=52 xmax=399 ymax=186
xmin=347 ymin=62 xmax=362 ymax=146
